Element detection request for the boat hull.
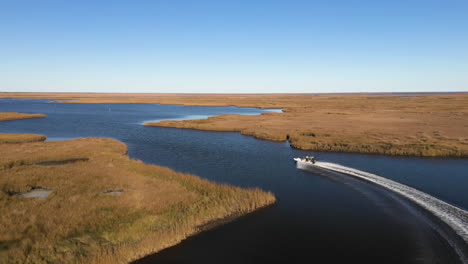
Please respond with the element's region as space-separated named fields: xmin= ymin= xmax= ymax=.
xmin=295 ymin=160 xmax=330 ymax=175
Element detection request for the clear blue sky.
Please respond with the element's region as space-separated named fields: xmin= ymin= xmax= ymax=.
xmin=1 ymin=0 xmax=467 ymax=93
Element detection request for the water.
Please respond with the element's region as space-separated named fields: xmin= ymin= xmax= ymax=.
xmin=300 ymin=160 xmax=468 ymax=262
xmin=17 ymin=188 xmax=52 ymax=198
xmin=1 ymin=100 xmax=467 ymax=263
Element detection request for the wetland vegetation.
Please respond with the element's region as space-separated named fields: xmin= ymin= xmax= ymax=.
xmin=3 ymin=93 xmax=465 ymax=157
xmin=0 ymin=115 xmax=275 ymax=264
xmin=0 ymin=133 xmax=46 ymax=144
xmin=1 ymin=97 xmax=467 ymax=263
xmin=0 ymin=112 xmax=45 ymax=122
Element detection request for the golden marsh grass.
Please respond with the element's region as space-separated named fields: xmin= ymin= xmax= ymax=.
xmin=0 ymin=112 xmax=45 ymax=122
xmin=0 ymin=133 xmax=46 ymax=144
xmin=0 ymin=138 xmax=275 ymax=263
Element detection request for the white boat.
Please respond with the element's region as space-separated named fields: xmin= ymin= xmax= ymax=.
xmin=294 ymin=155 xmax=316 ymax=164
xmin=294 ymin=156 xmax=329 ymax=175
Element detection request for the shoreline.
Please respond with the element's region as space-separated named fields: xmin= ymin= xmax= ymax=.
xmin=195 ymin=203 xmax=273 ymax=233
xmin=132 ymin=202 xmax=276 ymax=264
xmin=145 ymin=119 xmax=468 ymax=158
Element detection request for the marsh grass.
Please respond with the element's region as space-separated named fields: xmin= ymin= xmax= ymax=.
xmin=139 ymin=94 xmax=468 ymax=157
xmin=0 ymin=112 xmax=45 ymax=122
xmin=2 ymin=94 xmax=467 ymax=156
xmin=0 ymin=133 xmax=46 ymax=144
xmin=3 ymin=93 xmax=468 ymax=155
xmin=0 ymin=138 xmax=275 ymax=263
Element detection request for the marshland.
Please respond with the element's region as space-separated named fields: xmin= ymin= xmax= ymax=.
xmin=3 ymin=0 xmax=468 ymax=262
xmin=0 ymin=108 xmax=275 ymax=263
xmin=1 ymin=98 xmax=468 ymax=263
xmin=3 ymin=92 xmax=468 ymax=157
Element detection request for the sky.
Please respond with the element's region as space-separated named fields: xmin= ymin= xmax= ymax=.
xmin=1 ymin=0 xmax=467 ymax=93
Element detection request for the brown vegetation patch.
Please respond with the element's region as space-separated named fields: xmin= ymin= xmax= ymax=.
xmin=2 ymin=157 xmax=89 ymax=170
xmin=0 ymin=133 xmax=46 ymax=144
xmin=0 ymin=112 xmax=45 ymax=121
xmin=0 ymin=138 xmax=275 ymax=263
xmin=32 ymin=157 xmax=89 ymax=167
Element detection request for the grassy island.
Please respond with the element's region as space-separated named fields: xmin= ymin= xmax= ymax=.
xmin=0 ymin=112 xmax=46 ymax=122
xmin=0 ymin=137 xmax=275 ymax=264
xmin=2 ymin=93 xmax=468 ymax=157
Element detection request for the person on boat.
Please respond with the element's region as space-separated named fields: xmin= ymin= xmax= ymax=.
xmin=304 ymin=156 xmax=315 ymax=163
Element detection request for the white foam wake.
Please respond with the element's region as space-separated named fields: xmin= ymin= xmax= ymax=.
xmin=298 ymin=161 xmax=468 ymax=245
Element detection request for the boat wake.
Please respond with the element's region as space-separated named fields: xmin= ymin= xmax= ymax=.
xmin=296 ymin=160 xmax=468 ymax=262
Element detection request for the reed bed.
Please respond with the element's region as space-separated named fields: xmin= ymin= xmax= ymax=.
xmin=141 ymin=94 xmax=468 ymax=157
xmin=0 ymin=138 xmax=275 ymax=264
xmin=0 ymin=133 xmax=46 ymax=144
xmin=0 ymin=112 xmax=45 ymax=121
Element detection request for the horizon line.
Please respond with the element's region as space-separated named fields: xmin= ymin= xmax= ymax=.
xmin=1 ymin=91 xmax=468 ymax=95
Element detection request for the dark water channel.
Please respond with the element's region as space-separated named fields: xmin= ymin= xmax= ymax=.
xmin=1 ymin=100 xmax=467 ymax=264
